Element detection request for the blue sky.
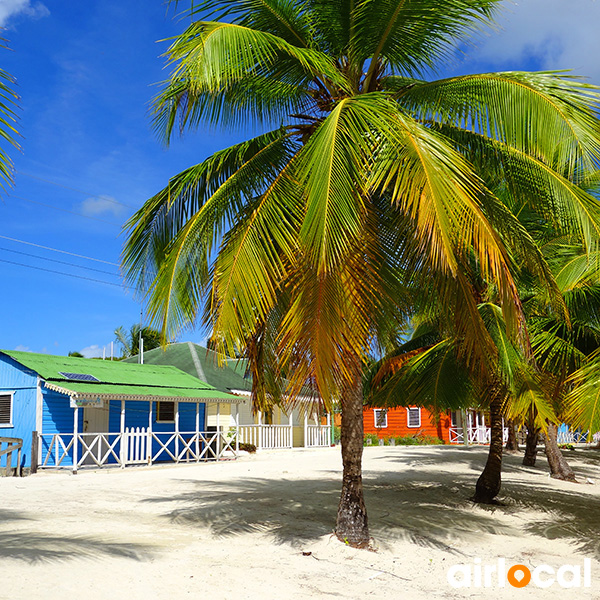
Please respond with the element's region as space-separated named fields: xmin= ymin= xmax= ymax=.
xmin=0 ymin=0 xmax=598 ymax=357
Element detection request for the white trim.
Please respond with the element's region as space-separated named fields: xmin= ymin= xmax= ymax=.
xmin=373 ymin=409 xmax=388 ymax=429
xmin=36 ymin=377 xmax=44 ymax=432
xmin=406 ymin=407 xmax=421 ymax=428
xmin=43 ymin=381 xmax=243 ymax=403
xmin=0 ymin=390 xmax=15 ymax=427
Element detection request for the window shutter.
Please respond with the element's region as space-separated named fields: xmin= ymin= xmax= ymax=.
xmin=0 ymin=394 xmax=12 ymax=425
xmin=157 ymin=401 xmax=175 ymax=422
xmin=407 ymin=407 xmax=421 ymax=427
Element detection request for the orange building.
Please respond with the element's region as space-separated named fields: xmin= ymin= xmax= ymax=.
xmin=363 ymin=406 xmax=452 ymax=443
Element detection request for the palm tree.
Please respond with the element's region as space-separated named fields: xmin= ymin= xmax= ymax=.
xmin=0 ymin=38 xmax=20 ymax=191
xmin=114 ymin=324 xmax=162 ymax=358
xmin=123 ymin=0 xmax=600 ymax=546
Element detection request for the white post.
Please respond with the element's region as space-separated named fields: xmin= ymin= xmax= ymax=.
xmin=175 ymin=402 xmax=180 ymax=462
xmin=120 ymin=400 xmax=126 ymax=467
xmin=195 ymin=402 xmax=200 ymax=462
xmin=288 ymin=409 xmax=293 ymax=449
xmin=235 ymin=403 xmax=240 ymax=452
xmin=258 ymin=410 xmax=263 ymax=451
xmin=72 ymin=404 xmax=79 ymax=474
xmin=148 ymin=400 xmax=153 ymax=465
xmin=216 ymin=403 xmax=221 ymax=459
xmin=304 ymin=411 xmax=308 ymax=448
xmin=327 ymin=412 xmax=332 ymax=446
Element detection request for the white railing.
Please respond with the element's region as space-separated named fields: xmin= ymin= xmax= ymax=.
xmin=238 ymin=425 xmax=292 ymax=449
xmin=306 ymin=424 xmax=330 ymax=447
xmin=448 ymin=427 xmax=509 ymax=445
xmin=556 ymin=429 xmax=598 ymax=444
xmin=237 ymin=424 xmax=331 ymax=449
xmin=39 ymin=429 xmax=237 ymax=470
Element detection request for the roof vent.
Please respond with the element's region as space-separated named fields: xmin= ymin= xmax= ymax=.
xmin=58 ymin=372 xmax=100 ymax=382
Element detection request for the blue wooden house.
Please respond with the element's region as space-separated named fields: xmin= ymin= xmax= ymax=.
xmin=0 ymin=350 xmax=244 ymax=473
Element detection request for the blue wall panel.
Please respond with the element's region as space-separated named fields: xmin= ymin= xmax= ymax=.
xmin=0 ymin=354 xmax=38 ymax=469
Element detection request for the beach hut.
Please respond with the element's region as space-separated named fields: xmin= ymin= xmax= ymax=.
xmin=363 ymin=406 xmax=452 ymax=443
xmin=125 ymin=342 xmax=332 ymax=450
xmin=0 ymin=349 xmax=244 ymax=474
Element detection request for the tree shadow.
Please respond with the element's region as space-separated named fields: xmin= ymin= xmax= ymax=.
xmin=140 ymin=446 xmax=600 ymax=558
xmin=141 ymin=472 xmax=510 ymax=554
xmin=0 ymin=509 xmax=155 ymax=564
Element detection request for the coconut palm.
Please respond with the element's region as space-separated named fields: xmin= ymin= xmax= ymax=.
xmin=0 ymin=39 xmax=20 ymax=191
xmin=123 ymin=0 xmax=600 ymax=545
xmin=114 ymin=324 xmax=163 ymax=358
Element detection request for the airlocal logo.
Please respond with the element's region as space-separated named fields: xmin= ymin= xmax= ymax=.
xmin=447 ymin=558 xmax=592 ymax=589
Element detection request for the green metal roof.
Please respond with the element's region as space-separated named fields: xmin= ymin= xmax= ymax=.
xmin=124 ymin=342 xmax=252 ymax=394
xmin=2 ymin=350 xmax=243 ymax=403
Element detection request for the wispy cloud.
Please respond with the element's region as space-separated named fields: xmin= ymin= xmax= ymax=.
xmin=13 ymin=344 xmax=30 ymax=352
xmin=469 ymin=0 xmax=600 ymax=83
xmin=0 ymin=0 xmax=49 ymax=27
xmin=79 ymin=195 xmax=126 ymax=218
xmin=79 ymin=344 xmax=103 ymax=359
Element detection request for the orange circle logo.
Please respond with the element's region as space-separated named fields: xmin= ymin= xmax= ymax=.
xmin=507 ymin=564 xmax=532 ymax=588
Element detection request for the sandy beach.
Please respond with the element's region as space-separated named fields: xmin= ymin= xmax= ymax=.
xmin=1 ymin=445 xmax=599 ymax=599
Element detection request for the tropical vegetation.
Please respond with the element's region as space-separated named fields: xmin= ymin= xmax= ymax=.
xmin=123 ymin=0 xmax=600 ymax=546
xmin=0 ymin=40 xmax=19 ymax=191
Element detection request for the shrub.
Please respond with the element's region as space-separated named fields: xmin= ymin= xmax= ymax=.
xmin=238 ymin=443 xmax=257 ymax=453
xmin=363 ymin=433 xmax=380 ymax=446
xmin=333 ymin=425 xmax=341 ymax=444
xmin=558 ymin=443 xmax=575 ymax=450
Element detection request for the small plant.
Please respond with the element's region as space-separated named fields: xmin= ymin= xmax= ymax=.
xmin=238 ymin=443 xmax=257 ymax=453
xmin=363 ymin=433 xmax=380 ymax=446
xmin=558 ymin=443 xmax=575 ymax=450
xmin=333 ymin=425 xmax=341 ymax=444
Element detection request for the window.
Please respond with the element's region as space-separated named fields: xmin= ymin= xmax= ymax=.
xmin=0 ymin=393 xmax=13 ymax=427
xmin=373 ymin=409 xmax=388 ymax=428
xmin=406 ymin=407 xmax=421 ymax=428
xmin=156 ymin=401 xmax=175 ymax=423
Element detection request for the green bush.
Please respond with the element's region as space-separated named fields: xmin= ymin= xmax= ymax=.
xmin=558 ymin=443 xmax=575 ymax=450
xmin=333 ymin=425 xmax=341 ymax=444
xmin=363 ymin=433 xmax=380 ymax=446
xmin=394 ymin=436 xmax=420 ymax=445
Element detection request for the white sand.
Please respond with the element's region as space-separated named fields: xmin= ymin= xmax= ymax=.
xmin=1 ymin=445 xmax=599 ymax=599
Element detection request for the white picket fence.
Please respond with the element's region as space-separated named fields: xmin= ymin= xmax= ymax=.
xmin=39 ymin=429 xmax=237 ymax=471
xmin=448 ymin=426 xmax=509 ymax=445
xmin=306 ymin=424 xmax=331 ymax=447
xmin=237 ymin=423 xmax=331 ymax=450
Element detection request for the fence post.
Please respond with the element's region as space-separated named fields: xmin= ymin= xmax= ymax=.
xmin=31 ymin=431 xmax=38 ymax=475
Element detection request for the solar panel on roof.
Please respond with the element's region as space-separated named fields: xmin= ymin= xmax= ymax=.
xmin=58 ymin=372 xmax=100 ymax=382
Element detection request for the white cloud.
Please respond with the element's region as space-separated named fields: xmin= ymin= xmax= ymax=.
xmin=13 ymin=344 xmax=30 ymax=352
xmin=79 ymin=344 xmax=103 ymax=359
xmin=79 ymin=195 xmax=126 ymax=218
xmin=469 ymin=0 xmax=600 ymax=83
xmin=0 ymin=0 xmax=49 ymax=27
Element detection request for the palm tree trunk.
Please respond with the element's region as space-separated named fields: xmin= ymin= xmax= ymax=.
xmin=544 ymin=421 xmax=577 ymax=482
xmin=504 ymin=419 xmax=519 ymax=453
xmin=472 ymin=392 xmax=503 ymax=504
xmin=523 ymin=424 xmax=539 ymax=467
xmin=336 ymin=371 xmax=369 ymax=548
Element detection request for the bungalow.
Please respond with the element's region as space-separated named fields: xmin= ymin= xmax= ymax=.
xmin=0 ymin=349 xmax=243 ymax=474
xmin=125 ymin=342 xmax=332 ymax=450
xmin=363 ymin=406 xmax=508 ymax=445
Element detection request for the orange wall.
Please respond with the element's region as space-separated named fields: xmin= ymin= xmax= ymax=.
xmin=363 ymin=407 xmax=450 ymax=443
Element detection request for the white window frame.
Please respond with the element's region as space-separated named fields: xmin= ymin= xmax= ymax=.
xmin=0 ymin=391 xmax=14 ymax=428
xmin=373 ymin=409 xmax=388 ymax=429
xmin=406 ymin=407 xmax=421 ymax=428
xmin=156 ymin=401 xmax=175 ymax=423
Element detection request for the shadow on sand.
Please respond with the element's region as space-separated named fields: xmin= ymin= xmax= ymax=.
xmin=0 ymin=509 xmax=155 ymax=563
xmin=141 ymin=446 xmax=600 ymax=557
